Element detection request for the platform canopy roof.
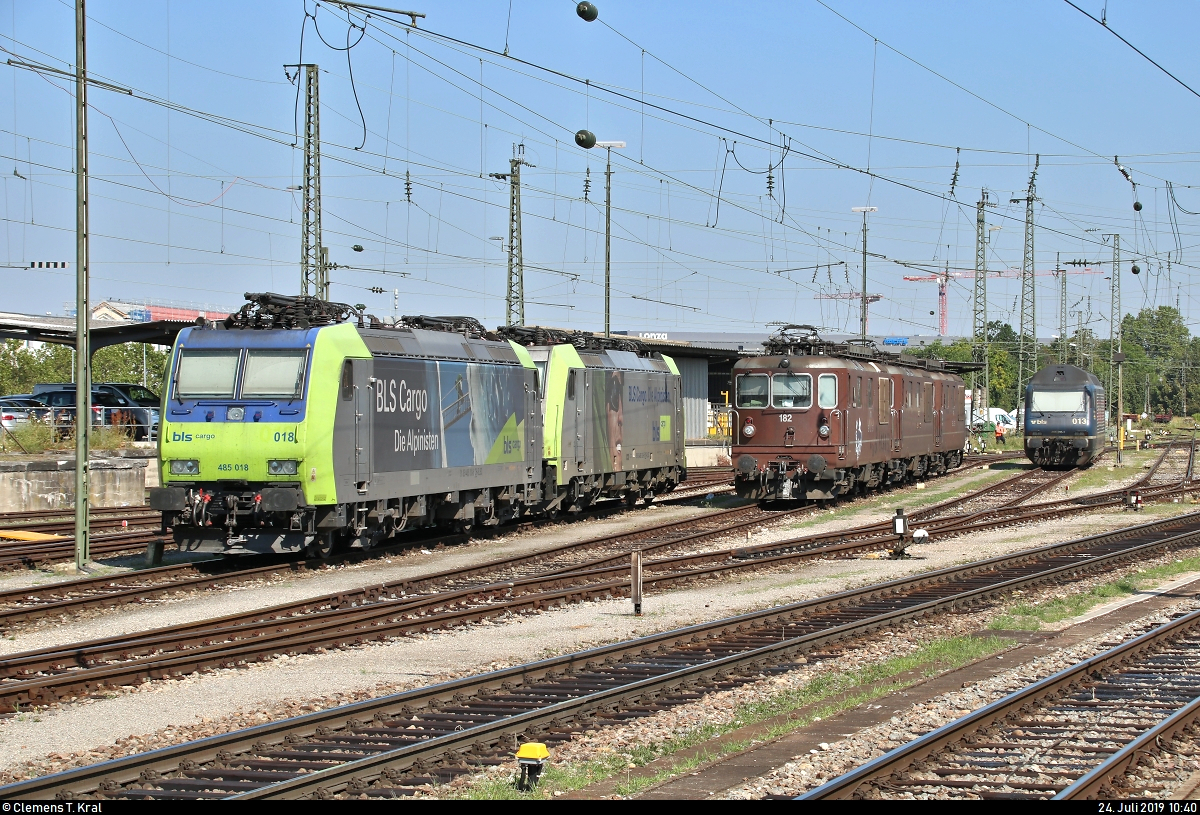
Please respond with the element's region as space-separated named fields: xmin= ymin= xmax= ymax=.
xmin=0 ymin=311 xmax=188 ymax=354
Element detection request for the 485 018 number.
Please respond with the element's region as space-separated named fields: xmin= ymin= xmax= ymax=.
xmin=216 ymin=463 xmax=248 ymax=472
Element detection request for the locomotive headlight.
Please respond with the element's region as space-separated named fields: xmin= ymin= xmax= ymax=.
xmin=818 ymin=424 xmax=831 ymax=438
xmin=742 ymin=422 xmax=756 ymax=438
xmin=169 ymin=459 xmax=200 ymax=476
xmin=268 ymin=459 xmax=300 ymax=476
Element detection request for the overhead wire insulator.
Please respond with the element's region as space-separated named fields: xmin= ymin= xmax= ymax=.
xmin=405 ymin=170 xmax=413 ymax=204
xmin=583 ymin=167 xmax=591 ymax=202
xmin=766 ymin=168 xmax=774 ymax=199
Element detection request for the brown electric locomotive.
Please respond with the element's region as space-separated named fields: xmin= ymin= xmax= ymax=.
xmin=733 ymin=326 xmax=977 ymax=502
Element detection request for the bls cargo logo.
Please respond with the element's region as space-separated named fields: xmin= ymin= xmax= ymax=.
xmin=628 ymin=385 xmax=671 ymax=404
xmin=652 ymin=415 xmax=671 ymax=441
xmin=171 ymin=431 xmax=216 ymax=442
xmin=375 ymin=378 xmax=429 ymax=420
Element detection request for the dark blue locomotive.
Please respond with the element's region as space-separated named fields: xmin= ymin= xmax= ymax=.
xmin=1023 ymin=364 xmax=1107 ymax=467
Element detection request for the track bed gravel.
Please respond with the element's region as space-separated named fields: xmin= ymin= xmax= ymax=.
xmin=0 ymin=499 xmax=1193 ymax=782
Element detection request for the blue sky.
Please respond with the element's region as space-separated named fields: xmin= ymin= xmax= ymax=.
xmin=3 ymin=1 xmax=1199 ymax=339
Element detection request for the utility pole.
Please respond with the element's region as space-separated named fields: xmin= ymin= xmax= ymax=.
xmin=1104 ymin=234 xmax=1124 ymax=464
xmin=573 ymin=130 xmax=623 ymax=336
xmin=489 ymin=144 xmax=534 ymax=326
xmin=74 ymin=0 xmax=91 ymax=571
xmin=1057 ymin=252 xmax=1067 ymax=363
xmin=604 ymin=147 xmax=613 ymax=337
xmin=293 ymin=64 xmax=327 ymax=300
xmin=973 ymin=191 xmax=994 ymax=424
xmin=1012 ymin=155 xmax=1039 ymax=410
xmin=852 ymin=206 xmax=878 ymax=342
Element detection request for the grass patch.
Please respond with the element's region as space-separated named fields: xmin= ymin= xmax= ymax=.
xmin=445 ymin=633 xmax=1013 ymax=800
xmin=990 ymin=555 xmax=1200 ymax=630
xmin=784 ymin=470 xmax=1021 ymax=532
xmin=1065 ymin=450 xmax=1159 ymax=492
xmin=0 ymin=422 xmax=133 ymax=454
xmin=734 ymin=571 xmax=868 ymax=596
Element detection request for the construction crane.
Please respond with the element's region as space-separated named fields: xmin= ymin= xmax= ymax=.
xmin=904 ymin=266 xmax=1100 ymax=337
xmin=815 ymin=291 xmax=883 ymax=333
xmin=903 ymin=263 xmax=959 ymax=336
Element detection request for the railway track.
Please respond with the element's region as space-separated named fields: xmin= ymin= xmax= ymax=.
xmin=0 ymin=451 xmax=1002 ymax=629
xmin=0 ymin=471 xmax=734 ymax=573
xmin=8 ymin=510 xmax=1200 ymax=799
xmin=802 ymin=606 xmax=1200 ymax=800
xmin=0 ymin=453 xmax=1181 ymax=714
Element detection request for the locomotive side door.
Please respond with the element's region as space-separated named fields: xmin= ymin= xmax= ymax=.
xmin=890 ymin=377 xmax=902 ymax=452
xmin=567 ymin=369 xmax=581 ymax=465
xmin=877 ymin=374 xmax=893 ymax=455
xmin=352 ymin=358 xmax=373 ymax=492
xmin=931 ymin=381 xmax=942 ymax=448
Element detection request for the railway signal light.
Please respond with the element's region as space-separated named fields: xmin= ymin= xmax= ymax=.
xmin=515 ymin=742 xmax=550 ymax=790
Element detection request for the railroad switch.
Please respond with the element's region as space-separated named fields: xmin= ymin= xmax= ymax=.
xmin=515 ymin=742 xmax=550 ymax=790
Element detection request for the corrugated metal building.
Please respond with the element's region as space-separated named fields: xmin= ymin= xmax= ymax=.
xmin=675 ymin=356 xmax=710 ymax=441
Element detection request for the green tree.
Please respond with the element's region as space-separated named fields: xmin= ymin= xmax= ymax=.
xmin=0 ymin=341 xmax=170 ymax=398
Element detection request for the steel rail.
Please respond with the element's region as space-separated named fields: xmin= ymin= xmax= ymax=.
xmin=0 ymin=502 xmax=777 ymax=630
xmin=1056 ymin=694 xmax=1200 ymax=799
xmin=5 ymin=512 xmax=1200 ymax=799
xmin=802 ymin=607 xmax=1200 ymax=800
xmin=0 ymin=458 xmax=1177 ymax=708
xmin=0 ymin=466 xmax=1090 ymax=699
xmin=0 ymin=473 xmax=729 ymax=573
xmin=0 ymin=449 xmax=1003 ymax=625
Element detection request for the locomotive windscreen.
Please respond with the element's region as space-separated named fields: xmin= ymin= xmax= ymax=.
xmin=176 ymin=349 xmax=240 ymax=398
xmin=736 ymin=374 xmax=769 ymax=408
xmin=773 ymin=373 xmax=811 ymax=408
xmin=1030 ymin=390 xmax=1086 ymax=413
xmin=242 ymin=350 xmax=307 ymax=399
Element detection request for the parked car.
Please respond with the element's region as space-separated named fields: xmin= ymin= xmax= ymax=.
xmin=32 ymin=382 xmax=159 ymax=407
xmin=0 ymin=396 xmax=49 ymax=427
xmin=38 ymin=388 xmax=155 ymax=441
xmin=32 ymin=383 xmax=159 ymax=440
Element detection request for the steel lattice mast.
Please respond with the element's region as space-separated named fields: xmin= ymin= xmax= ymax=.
xmin=506 ymin=148 xmax=532 ymax=326
xmin=1109 ymin=233 xmax=1121 ymax=415
xmin=299 ymin=65 xmax=326 ymax=299
xmin=973 ymin=190 xmax=993 ymax=424
xmin=1015 ymin=156 xmax=1039 ymax=403
xmin=1057 ymin=252 xmax=1067 ymax=363
xmin=490 ymin=145 xmax=534 ymax=327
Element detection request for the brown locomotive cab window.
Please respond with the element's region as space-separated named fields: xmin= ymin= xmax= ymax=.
xmin=736 ymin=374 xmax=769 ymax=408
xmin=772 ymin=373 xmax=811 ymax=409
xmin=817 ymin=374 xmax=837 ymax=409
xmin=853 ymin=376 xmax=862 ymax=408
xmin=924 ymin=384 xmax=933 ymax=422
xmin=878 ymin=379 xmax=890 ymax=424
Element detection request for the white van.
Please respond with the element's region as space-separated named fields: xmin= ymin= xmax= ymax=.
xmin=973 ymin=408 xmax=1016 ymax=435
xmin=989 ymin=409 xmax=1017 ymax=435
